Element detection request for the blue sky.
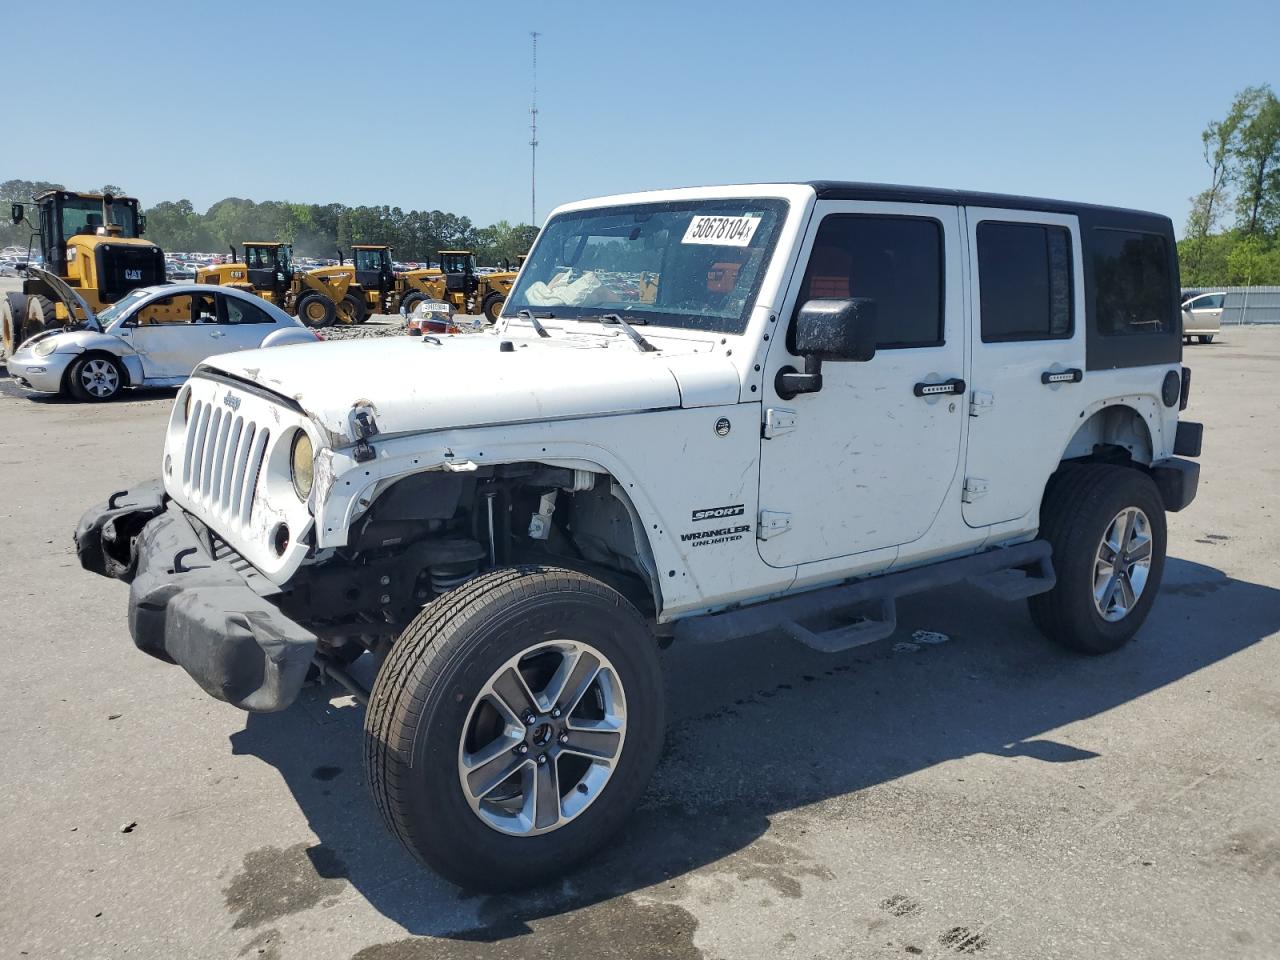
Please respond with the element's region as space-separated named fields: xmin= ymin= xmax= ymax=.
xmin=6 ymin=0 xmax=1274 ymax=235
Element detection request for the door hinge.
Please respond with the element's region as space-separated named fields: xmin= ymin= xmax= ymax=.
xmin=962 ymin=478 xmax=989 ymax=503
xmin=762 ymin=407 xmax=797 ymax=439
xmin=757 ymin=510 xmax=792 ymax=540
xmin=969 ymin=390 xmax=994 ymax=417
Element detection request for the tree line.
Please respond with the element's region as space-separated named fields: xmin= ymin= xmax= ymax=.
xmin=1181 ymin=84 xmax=1280 ymax=286
xmin=0 ymin=179 xmax=539 ymax=265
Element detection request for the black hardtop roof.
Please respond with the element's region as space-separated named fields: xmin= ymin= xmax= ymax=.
xmin=806 ymin=181 xmax=1169 ymax=224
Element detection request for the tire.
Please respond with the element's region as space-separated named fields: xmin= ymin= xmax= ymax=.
xmin=296 ymin=291 xmax=336 ymax=328
xmin=338 ymin=292 xmax=367 ymax=325
xmin=1199 ymin=334 xmax=1214 ymax=344
xmin=364 ymin=565 xmax=664 ymax=891
xmin=25 ymin=294 xmax=57 ymax=340
xmin=67 ymin=353 xmax=125 ymax=402
xmin=399 ymin=292 xmax=427 ymax=316
xmin=482 ymin=293 xmax=505 ymax=324
xmin=1 ymin=292 xmax=26 ymax=356
xmin=1028 ymin=464 xmax=1167 ymax=654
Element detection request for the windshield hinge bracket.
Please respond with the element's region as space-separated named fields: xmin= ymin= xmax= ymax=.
xmin=758 ymin=510 xmax=792 ymax=540
xmin=762 ymin=408 xmax=797 ymax=439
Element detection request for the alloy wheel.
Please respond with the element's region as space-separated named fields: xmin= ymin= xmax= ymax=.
xmin=457 ymin=640 xmax=626 ymax=837
xmin=1092 ymin=506 xmax=1153 ymax=622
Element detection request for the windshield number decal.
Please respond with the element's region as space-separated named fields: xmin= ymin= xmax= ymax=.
xmin=682 ymin=215 xmax=760 ymax=247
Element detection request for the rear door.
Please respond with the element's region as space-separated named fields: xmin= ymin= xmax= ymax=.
xmin=961 ymin=208 xmax=1085 ymax=527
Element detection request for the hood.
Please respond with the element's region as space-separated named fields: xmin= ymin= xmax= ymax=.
xmin=201 ymin=330 xmax=741 ymax=443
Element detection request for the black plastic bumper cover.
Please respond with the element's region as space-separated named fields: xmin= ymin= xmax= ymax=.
xmin=75 ymin=488 xmax=316 ymax=712
xmin=1150 ymin=457 xmax=1200 ymax=513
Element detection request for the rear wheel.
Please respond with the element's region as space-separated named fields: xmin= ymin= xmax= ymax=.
xmin=1029 ymin=465 xmax=1166 ymax=654
xmin=482 ymin=293 xmax=505 ymax=324
xmin=1 ymin=292 xmax=27 ymax=356
xmin=364 ymin=566 xmax=664 ymax=891
xmin=25 ymin=294 xmax=57 ymax=340
xmin=296 ymin=292 xmax=336 ymax=328
xmin=338 ymin=292 xmax=367 ymax=325
xmin=1198 ymin=334 xmax=1214 ymax=344
xmin=67 ymin=353 xmax=125 ymax=402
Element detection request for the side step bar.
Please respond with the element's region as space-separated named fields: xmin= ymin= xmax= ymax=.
xmin=674 ymin=541 xmax=1055 ymax=652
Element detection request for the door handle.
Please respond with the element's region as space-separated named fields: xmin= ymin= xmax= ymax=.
xmin=913 ymin=377 xmax=965 ymax=397
xmin=209 ymin=331 xmax=226 ymax=338
xmin=1040 ymin=368 xmax=1083 ymax=385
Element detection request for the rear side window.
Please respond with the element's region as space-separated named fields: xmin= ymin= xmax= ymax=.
xmin=224 ymin=296 xmax=273 ymax=324
xmin=1093 ymin=229 xmax=1173 ymax=336
xmin=797 ymin=215 xmax=944 ymax=349
xmin=977 ymin=222 xmax=1073 ymax=342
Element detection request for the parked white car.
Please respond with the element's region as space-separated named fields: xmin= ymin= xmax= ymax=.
xmin=1181 ymin=291 xmax=1225 ymax=343
xmin=7 ymin=272 xmax=319 ymax=400
xmin=77 ymin=182 xmax=1201 ymax=891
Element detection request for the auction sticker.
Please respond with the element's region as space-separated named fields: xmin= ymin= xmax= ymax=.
xmin=682 ymin=214 xmax=761 ymax=246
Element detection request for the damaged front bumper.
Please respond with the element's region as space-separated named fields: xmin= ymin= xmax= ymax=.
xmin=75 ymin=481 xmax=317 ymax=712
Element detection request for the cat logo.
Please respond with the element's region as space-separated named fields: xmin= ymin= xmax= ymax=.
xmin=124 ymin=269 xmax=143 ymax=281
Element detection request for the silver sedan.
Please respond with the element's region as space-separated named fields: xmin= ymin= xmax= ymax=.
xmin=7 ymin=282 xmax=320 ymax=401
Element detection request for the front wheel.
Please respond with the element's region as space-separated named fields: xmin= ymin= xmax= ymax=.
xmin=67 ymin=354 xmax=125 ymax=401
xmin=482 ymin=293 xmax=505 ymax=324
xmin=1029 ymin=465 xmax=1167 ymax=654
xmin=363 ymin=566 xmax=664 ymax=891
xmin=1199 ymin=334 xmax=1214 ymax=344
xmin=296 ymin=292 xmax=336 ymax=328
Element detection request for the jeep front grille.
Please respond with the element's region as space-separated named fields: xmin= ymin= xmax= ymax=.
xmin=181 ymin=399 xmax=269 ymax=531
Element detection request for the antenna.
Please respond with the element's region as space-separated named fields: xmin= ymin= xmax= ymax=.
xmin=529 ymin=30 xmax=540 ymax=226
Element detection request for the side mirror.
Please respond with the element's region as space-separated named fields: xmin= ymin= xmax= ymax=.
xmin=10 ymin=203 xmax=23 ymax=226
xmin=138 ymin=215 xmax=147 ymax=234
xmin=776 ymin=298 xmax=877 ymax=400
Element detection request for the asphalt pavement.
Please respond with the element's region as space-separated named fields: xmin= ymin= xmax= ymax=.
xmin=1 ymin=319 xmax=1277 ymax=960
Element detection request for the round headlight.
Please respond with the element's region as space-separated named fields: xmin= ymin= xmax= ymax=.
xmin=290 ymin=431 xmax=314 ymax=501
xmin=32 ymin=339 xmax=59 ymax=358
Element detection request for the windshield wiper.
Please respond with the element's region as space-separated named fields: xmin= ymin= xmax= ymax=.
xmin=598 ymin=313 xmax=657 ymax=353
xmin=516 ymin=309 xmax=552 ymax=338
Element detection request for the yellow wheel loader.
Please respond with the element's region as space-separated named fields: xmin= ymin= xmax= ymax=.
xmin=342 ymin=245 xmax=444 ymax=320
xmin=196 ymin=243 xmax=355 ymax=328
xmin=3 ymin=191 xmax=168 ymax=355
xmin=431 ymin=250 xmax=523 ymax=323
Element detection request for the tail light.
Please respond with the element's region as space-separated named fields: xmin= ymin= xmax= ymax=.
xmin=1179 ymin=366 xmax=1191 ymax=411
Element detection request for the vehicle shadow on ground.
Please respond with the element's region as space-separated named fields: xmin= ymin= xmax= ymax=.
xmin=227 ymin=556 xmax=1280 ymax=947
xmin=0 ymin=364 xmax=178 ymax=404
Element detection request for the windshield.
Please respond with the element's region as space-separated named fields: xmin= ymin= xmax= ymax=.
xmin=96 ymin=288 xmax=152 ymax=328
xmin=60 ymin=197 xmax=138 ymax=240
xmin=504 ymin=198 xmax=788 ymax=334
xmin=355 ymin=248 xmax=385 ymax=272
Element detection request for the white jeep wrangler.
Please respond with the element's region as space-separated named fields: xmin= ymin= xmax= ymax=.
xmin=77 ymin=182 xmax=1202 ymax=891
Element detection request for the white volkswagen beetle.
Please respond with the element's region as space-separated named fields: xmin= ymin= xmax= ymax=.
xmin=7 ymin=271 xmax=320 ymax=401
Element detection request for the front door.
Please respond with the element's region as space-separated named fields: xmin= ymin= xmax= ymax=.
xmin=218 ymin=293 xmax=278 ymax=352
xmin=961 ymin=208 xmax=1086 ymax=527
xmin=757 ymin=201 xmax=966 ymax=567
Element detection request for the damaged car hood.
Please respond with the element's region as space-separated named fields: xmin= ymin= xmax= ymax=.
xmin=198 ymin=332 xmax=739 ymax=442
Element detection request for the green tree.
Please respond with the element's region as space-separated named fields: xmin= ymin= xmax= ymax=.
xmin=1230 ymin=85 xmax=1280 ymax=235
